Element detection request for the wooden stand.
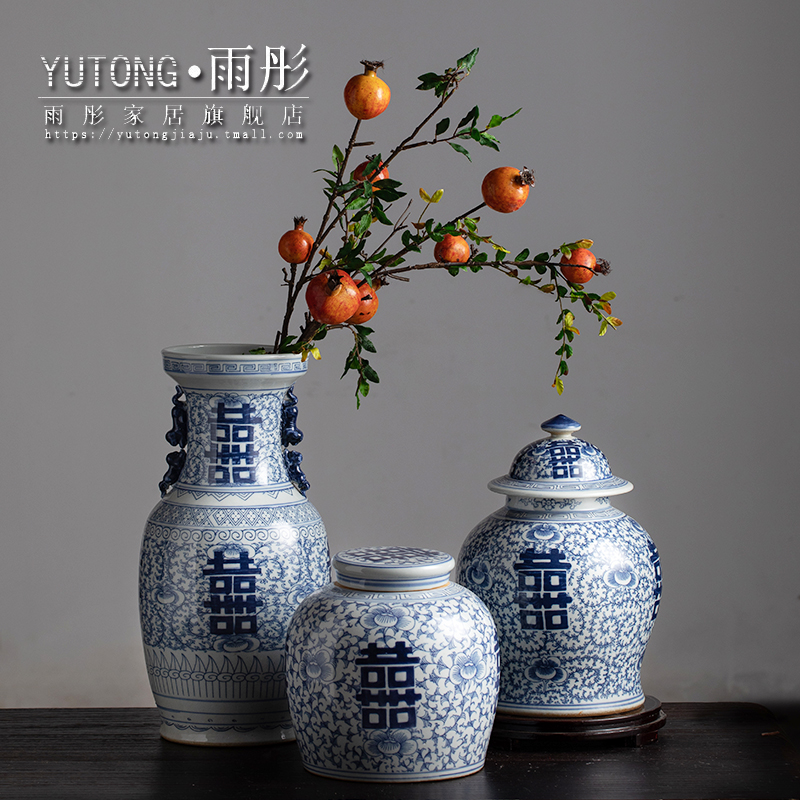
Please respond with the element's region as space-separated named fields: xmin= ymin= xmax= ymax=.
xmin=490 ymin=695 xmax=667 ymax=749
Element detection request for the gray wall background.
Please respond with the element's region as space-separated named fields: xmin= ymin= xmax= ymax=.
xmin=2 ymin=1 xmax=798 ymax=709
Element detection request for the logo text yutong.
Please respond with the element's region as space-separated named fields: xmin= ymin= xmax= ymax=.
xmin=41 ymin=56 xmax=180 ymax=89
xmin=40 ymin=47 xmax=309 ymax=93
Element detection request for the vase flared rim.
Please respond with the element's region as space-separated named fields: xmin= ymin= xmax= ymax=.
xmin=162 ymin=343 xmax=300 ymax=360
xmin=161 ymin=344 xmax=307 ymax=385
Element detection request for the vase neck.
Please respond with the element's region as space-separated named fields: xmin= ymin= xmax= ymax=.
xmin=175 ymin=386 xmax=294 ymax=492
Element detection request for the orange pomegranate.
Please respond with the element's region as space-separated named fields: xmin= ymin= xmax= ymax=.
xmin=344 ymin=61 xmax=390 ymax=120
xmin=353 ymin=158 xmax=389 ymax=184
xmin=278 ymin=217 xmax=314 ymax=263
xmin=433 ymin=234 xmax=470 ymax=264
xmin=560 ymin=248 xmax=597 ymax=283
xmin=346 ymin=280 xmax=379 ymax=324
xmin=305 ymin=270 xmax=361 ymax=325
xmin=481 ymin=166 xmax=534 ymax=213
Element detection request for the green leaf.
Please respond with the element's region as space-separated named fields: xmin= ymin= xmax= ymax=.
xmin=332 ymin=144 xmax=343 ymax=168
xmin=372 ymin=201 xmax=392 ymax=226
xmin=373 ymin=178 xmax=403 ymax=190
xmin=600 ymin=291 xmax=617 ymax=302
xmin=560 ymin=243 xmax=574 ymax=257
xmin=352 ymin=211 xmax=372 ymax=238
xmin=457 ymin=48 xmax=479 ymax=74
xmin=448 ymin=141 xmax=472 ymax=161
xmin=359 ymin=333 xmax=377 ymax=353
xmin=534 ymin=252 xmax=549 ymax=263
xmin=435 ymin=117 xmax=450 ymax=136
xmin=426 ymin=219 xmax=443 ymax=241
xmin=337 ymin=179 xmax=359 ymax=195
xmin=363 ymin=364 xmax=380 ymax=384
xmin=599 ymin=319 xmax=609 ymax=336
xmin=346 ymin=194 xmax=369 ymax=212
xmin=430 ymin=189 xmax=444 ymax=203
xmin=514 ymin=248 xmax=530 ymax=262
xmin=469 ymin=129 xmax=500 ymax=151
xmin=457 ymin=105 xmax=480 ymax=130
xmin=416 ymin=72 xmax=441 ymax=91
xmin=486 ymin=107 xmax=522 ymax=128
xmin=401 ymin=230 xmax=421 ymax=252
xmin=374 ymin=186 xmax=405 ymax=202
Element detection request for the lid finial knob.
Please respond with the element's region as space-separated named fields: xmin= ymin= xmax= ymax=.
xmin=541 ymin=414 xmax=582 ymax=437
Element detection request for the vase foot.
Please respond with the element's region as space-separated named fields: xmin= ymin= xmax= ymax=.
xmin=152 ymin=692 xmax=296 ymax=746
xmin=159 ymin=719 xmax=295 ymax=746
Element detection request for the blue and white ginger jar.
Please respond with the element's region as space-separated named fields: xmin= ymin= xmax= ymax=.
xmin=285 ymin=547 xmax=499 ymax=782
xmin=456 ymin=414 xmax=661 ymax=717
xmin=139 ymin=344 xmax=330 ymax=745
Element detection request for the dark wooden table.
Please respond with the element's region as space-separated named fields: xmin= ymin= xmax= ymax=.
xmin=1 ymin=704 xmax=799 ymax=799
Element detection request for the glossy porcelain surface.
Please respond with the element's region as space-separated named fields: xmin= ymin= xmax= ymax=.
xmin=285 ymin=547 xmax=499 ymax=782
xmin=456 ymin=415 xmax=661 ymax=717
xmin=139 ymin=345 xmax=330 ymax=745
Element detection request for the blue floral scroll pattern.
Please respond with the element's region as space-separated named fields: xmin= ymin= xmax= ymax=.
xmin=285 ymin=583 xmax=499 ymax=781
xmin=524 ymin=655 xmax=568 ymax=684
xmin=140 ymin=516 xmax=329 ymax=654
xmin=363 ymin=729 xmax=417 ymax=759
xmin=177 ymin=390 xmax=286 ymax=488
xmin=509 ymin=436 xmax=612 ymax=482
xmin=456 ymin=506 xmax=656 ymax=712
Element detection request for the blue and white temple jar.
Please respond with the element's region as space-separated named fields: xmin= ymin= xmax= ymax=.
xmin=285 ymin=547 xmax=499 ymax=782
xmin=139 ymin=344 xmax=330 ymax=745
xmin=456 ymin=414 xmax=661 ymax=717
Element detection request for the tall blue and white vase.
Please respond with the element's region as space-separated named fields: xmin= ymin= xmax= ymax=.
xmin=285 ymin=547 xmax=500 ymax=782
xmin=456 ymin=414 xmax=661 ymax=717
xmin=139 ymin=344 xmax=330 ymax=745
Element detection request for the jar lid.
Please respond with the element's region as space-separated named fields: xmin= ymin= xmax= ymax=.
xmin=333 ymin=547 xmax=455 ymax=592
xmin=488 ymin=414 xmax=633 ymax=499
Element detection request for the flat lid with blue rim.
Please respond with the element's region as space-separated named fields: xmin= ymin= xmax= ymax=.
xmin=488 ymin=414 xmax=633 ymax=499
xmin=333 ymin=547 xmax=455 ymax=592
